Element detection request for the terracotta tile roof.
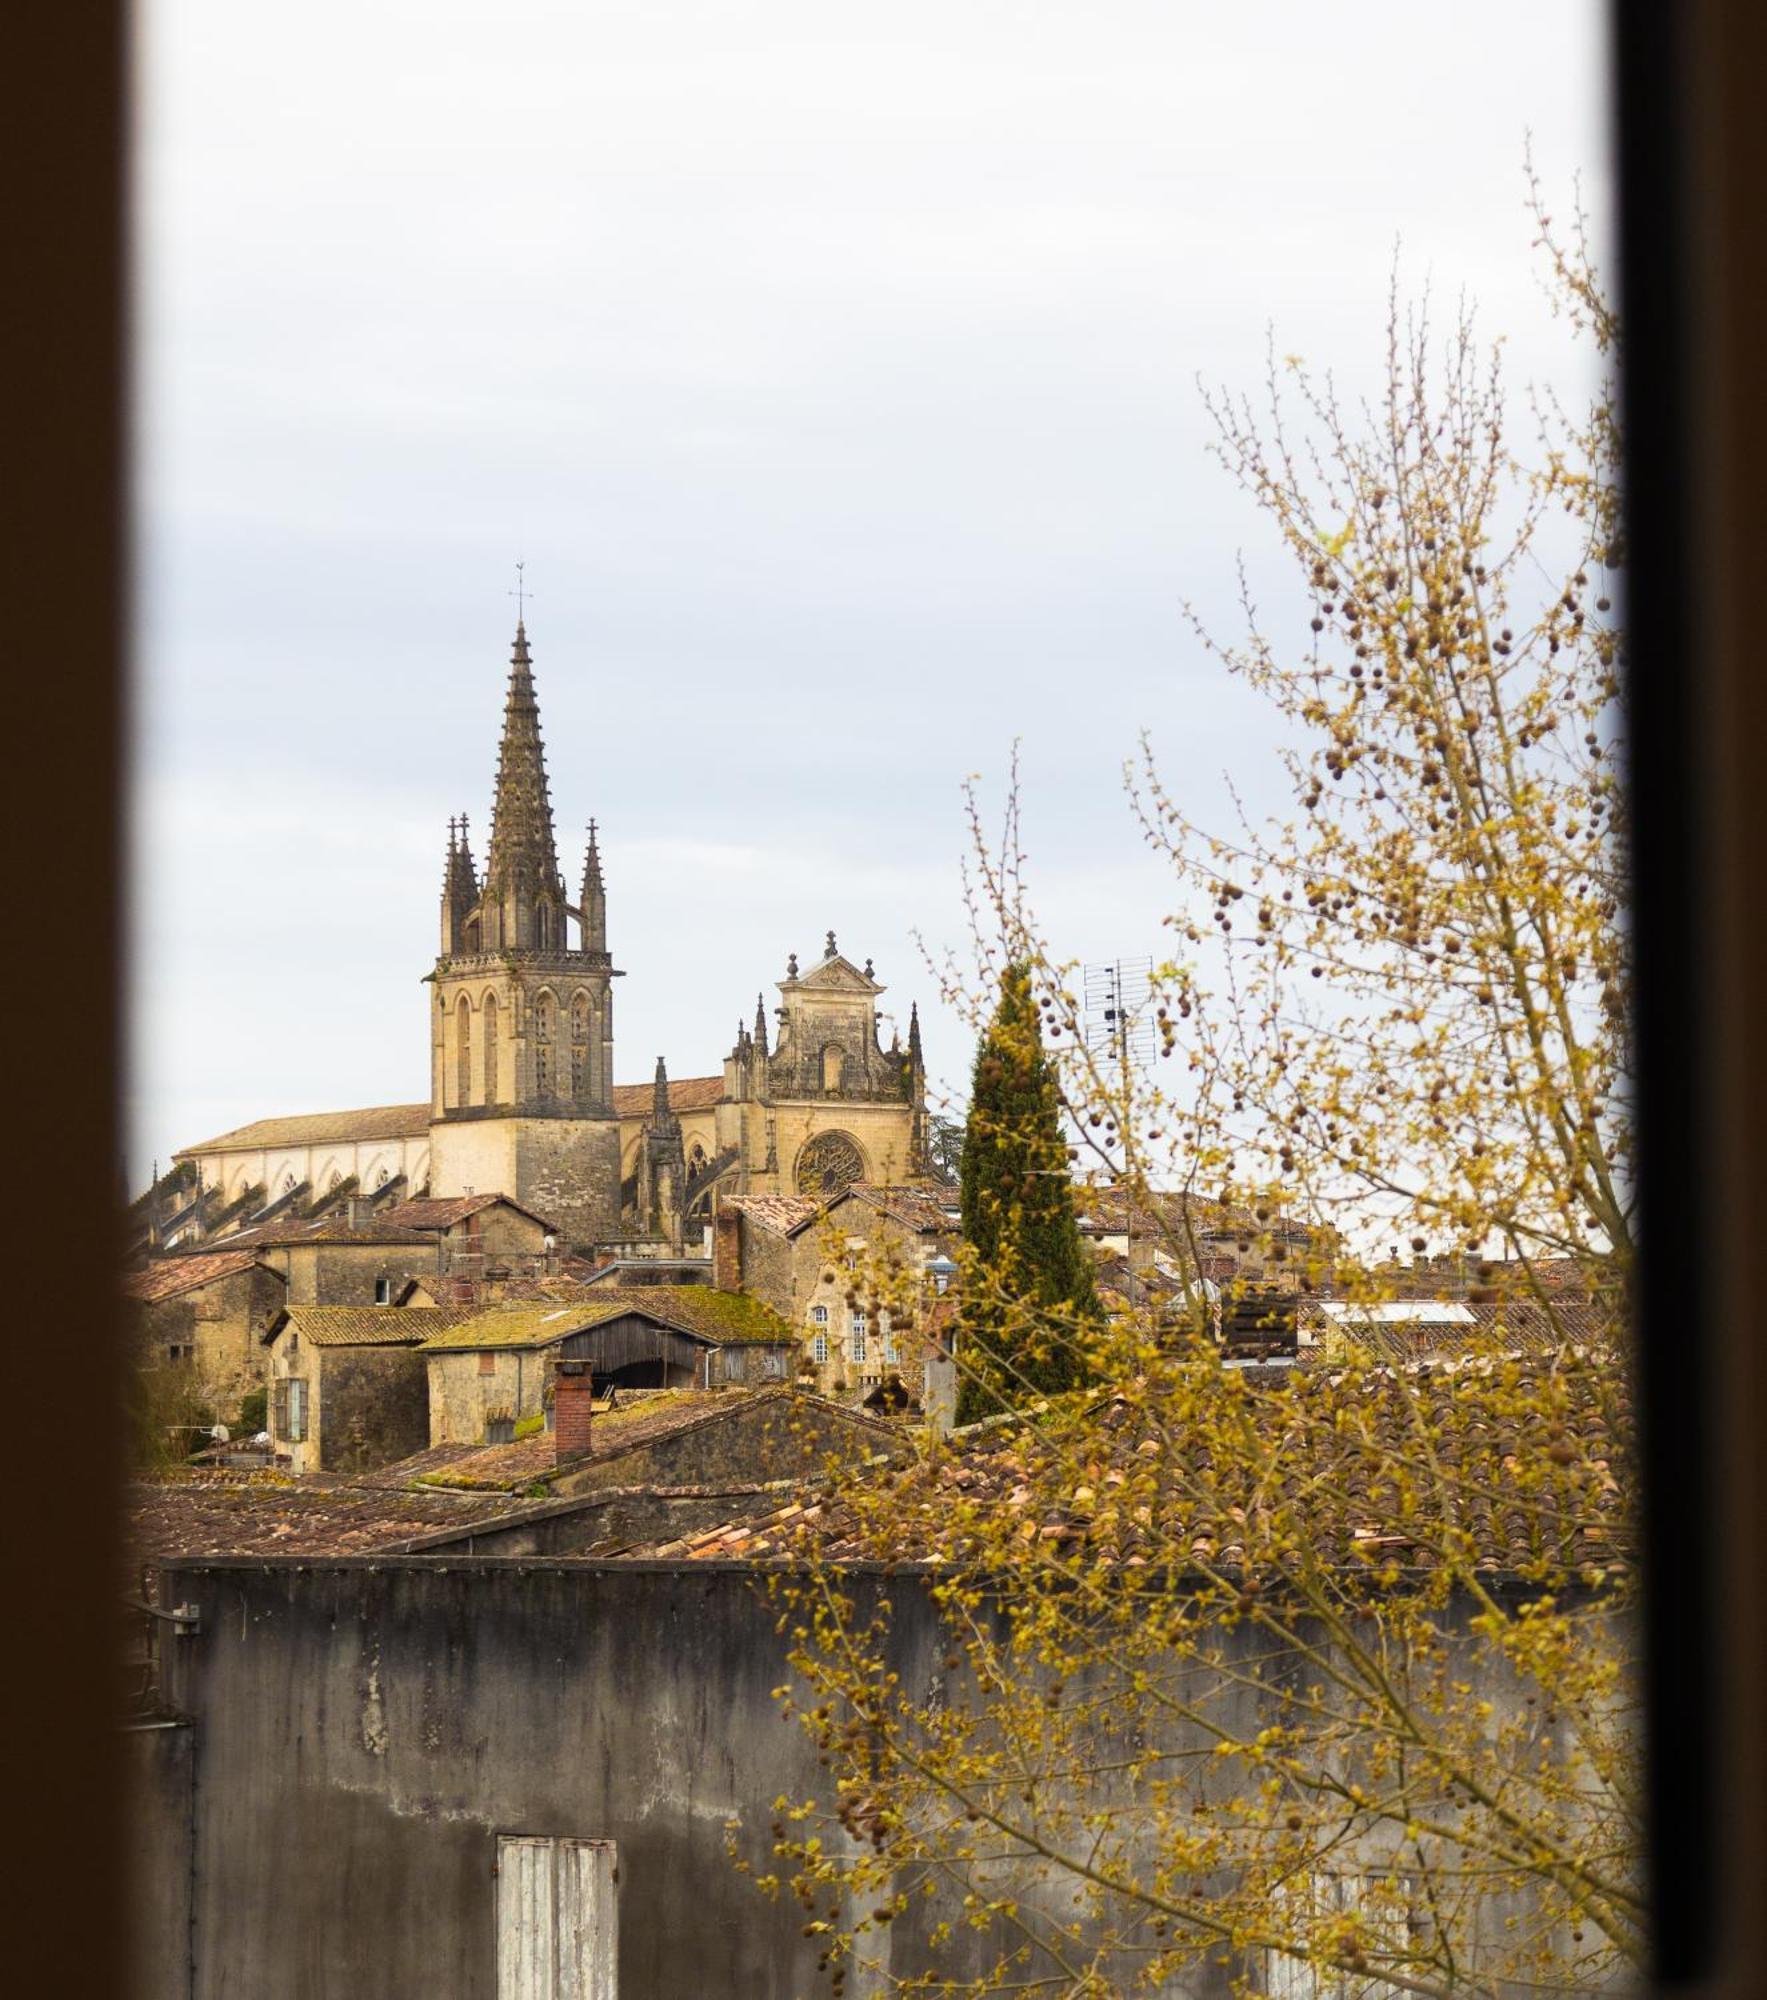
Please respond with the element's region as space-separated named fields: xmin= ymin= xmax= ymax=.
xmin=1072 ymin=1187 xmax=1310 ymax=1243
xmin=723 ymin=1194 xmax=821 ymax=1235
xmin=424 ymin=1285 xmax=795 ymax=1352
xmin=609 ymin=1075 xmax=725 ymax=1118
xmin=370 ymin=1390 xmax=748 ymax=1491
xmin=266 ymin=1305 xmax=473 ymax=1349
xmin=634 ymin=1344 xmax=1632 ymax=1577
xmin=838 ymin=1184 xmax=963 ymax=1234
xmin=175 ymin=1102 xmax=431 ymax=1155
xmin=1303 ymin=1297 xmax=1621 ymax=1361
xmin=127 ymin=1472 xmax=523 ymax=1560
xmin=123 ymin=1248 xmax=276 ymax=1304
xmin=369 ymin=1434 xmax=569 ymax=1491
xmin=379 ymin=1193 xmax=557 ymax=1232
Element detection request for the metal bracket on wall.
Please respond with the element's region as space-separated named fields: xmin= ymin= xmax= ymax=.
xmin=122 ymin=1598 xmax=203 ymax=1638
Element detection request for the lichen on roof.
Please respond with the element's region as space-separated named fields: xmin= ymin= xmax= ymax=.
xmin=424 ymin=1286 xmax=795 ymax=1352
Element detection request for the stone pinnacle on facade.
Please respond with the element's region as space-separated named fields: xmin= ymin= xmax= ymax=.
xmin=581 ymin=818 xmax=607 ymax=952
xmin=753 ymin=991 xmax=769 ymax=1057
xmin=649 ymin=1055 xmax=679 ymax=1132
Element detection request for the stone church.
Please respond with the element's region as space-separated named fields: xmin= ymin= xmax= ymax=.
xmin=173 ymin=619 xmax=929 ymax=1251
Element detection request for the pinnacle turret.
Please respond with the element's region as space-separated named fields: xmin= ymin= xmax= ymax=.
xmin=648 ymin=1055 xmax=680 ymax=1132
xmin=908 ymin=999 xmax=924 ymax=1065
xmin=581 ymin=819 xmax=607 ymax=952
xmin=753 ymin=991 xmax=769 ymax=1057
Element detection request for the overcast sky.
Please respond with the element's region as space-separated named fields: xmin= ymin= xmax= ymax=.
xmin=129 ymin=0 xmax=1612 ymax=1188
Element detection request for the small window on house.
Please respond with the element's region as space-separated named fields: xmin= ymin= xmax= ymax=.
xmin=882 ymin=1330 xmax=900 ymax=1366
xmin=478 ymin=1352 xmax=497 ymax=1376
xmin=812 ymin=1331 xmax=828 ymax=1365
xmin=811 ymin=1305 xmax=828 ymax=1324
xmin=850 ymin=1313 xmax=867 ymax=1363
xmin=374 ymin=1278 xmax=393 ymax=1304
xmin=496 ymin=1834 xmax=618 ymax=1999
xmin=273 ymin=1376 xmax=308 ymax=1444
xmin=287 ymin=1331 xmax=298 ymax=1357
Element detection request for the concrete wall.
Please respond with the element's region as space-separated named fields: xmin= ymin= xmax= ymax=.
xmin=137 ymin=1561 xmax=1600 ymax=2000
xmin=147 ymin=1562 xmax=1044 ymax=2000
xmin=123 ymin=1719 xmax=193 ymax=2000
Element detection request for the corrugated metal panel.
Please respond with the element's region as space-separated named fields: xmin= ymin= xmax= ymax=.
xmin=497 ymin=1836 xmax=557 ymax=1999
xmin=556 ymin=1839 xmax=617 ymax=2000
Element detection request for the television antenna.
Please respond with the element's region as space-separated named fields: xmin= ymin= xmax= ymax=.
xmin=1083 ymin=957 xmax=1155 ymax=1074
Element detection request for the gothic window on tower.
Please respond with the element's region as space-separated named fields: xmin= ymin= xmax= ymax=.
xmin=456 ymin=994 xmax=472 ymax=1107
xmin=534 ymin=990 xmax=555 ymax=1100
xmin=536 ymin=899 xmax=555 ymax=950
xmin=483 ymin=991 xmax=499 ymax=1105
xmin=570 ymin=991 xmax=591 ymax=1099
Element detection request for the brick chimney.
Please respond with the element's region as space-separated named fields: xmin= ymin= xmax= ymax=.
xmin=554 ymin=1360 xmax=594 ymax=1462
xmin=713 ymin=1206 xmax=743 ymax=1292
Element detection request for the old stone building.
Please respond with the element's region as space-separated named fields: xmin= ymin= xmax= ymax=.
xmin=122 ymin=1248 xmax=288 ymax=1417
xmin=165 ymin=617 xmax=929 ymax=1254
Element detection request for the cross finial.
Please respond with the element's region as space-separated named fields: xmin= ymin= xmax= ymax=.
xmin=509 ymin=560 xmax=532 ymax=623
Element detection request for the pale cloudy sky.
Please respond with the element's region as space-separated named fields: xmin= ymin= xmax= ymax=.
xmin=128 ymin=0 xmax=1612 ymax=1187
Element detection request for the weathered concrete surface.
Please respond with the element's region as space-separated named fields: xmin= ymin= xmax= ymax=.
xmin=123 ymin=1720 xmax=192 ymax=2000
xmin=136 ymin=1561 xmax=1600 ymax=1999
xmin=145 ymin=1560 xmax=1126 ymax=2000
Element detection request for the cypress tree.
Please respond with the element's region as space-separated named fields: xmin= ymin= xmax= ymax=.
xmin=955 ymin=961 xmax=1100 ymax=1422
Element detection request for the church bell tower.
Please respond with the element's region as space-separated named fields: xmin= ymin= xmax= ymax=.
xmin=427 ymin=617 xmax=623 ymax=1249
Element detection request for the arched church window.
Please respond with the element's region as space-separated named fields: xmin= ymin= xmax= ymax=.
xmin=571 ymin=991 xmax=590 ymax=1042
xmin=456 ymin=994 xmax=472 ymax=1107
xmin=821 ymin=1043 xmax=846 ymax=1093
xmin=482 ymin=991 xmax=499 ymax=1105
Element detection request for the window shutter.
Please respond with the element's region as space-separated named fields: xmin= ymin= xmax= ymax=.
xmin=497 ymin=1834 xmax=617 ymax=1999
xmin=272 ymin=1377 xmax=290 ymax=1438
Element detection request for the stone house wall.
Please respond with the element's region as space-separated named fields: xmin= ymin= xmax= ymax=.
xmin=132 ymin=1262 xmax=286 ymax=1419
xmin=427 ymin=1345 xmax=552 ymax=1446
xmin=315 ymin=1346 xmax=431 ymax=1475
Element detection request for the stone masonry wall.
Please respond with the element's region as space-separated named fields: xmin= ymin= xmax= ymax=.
xmin=318 ymin=1346 xmax=431 ymax=1475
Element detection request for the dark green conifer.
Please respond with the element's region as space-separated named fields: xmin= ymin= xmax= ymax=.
xmin=955 ymin=962 xmax=1100 ymax=1422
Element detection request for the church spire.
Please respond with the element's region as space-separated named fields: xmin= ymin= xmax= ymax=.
xmin=581 ymin=819 xmax=607 ymax=953
xmin=484 ymin=619 xmax=564 ymax=930
xmin=753 ymin=991 xmax=769 ymax=1057
xmin=908 ymin=999 xmax=924 ymax=1066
